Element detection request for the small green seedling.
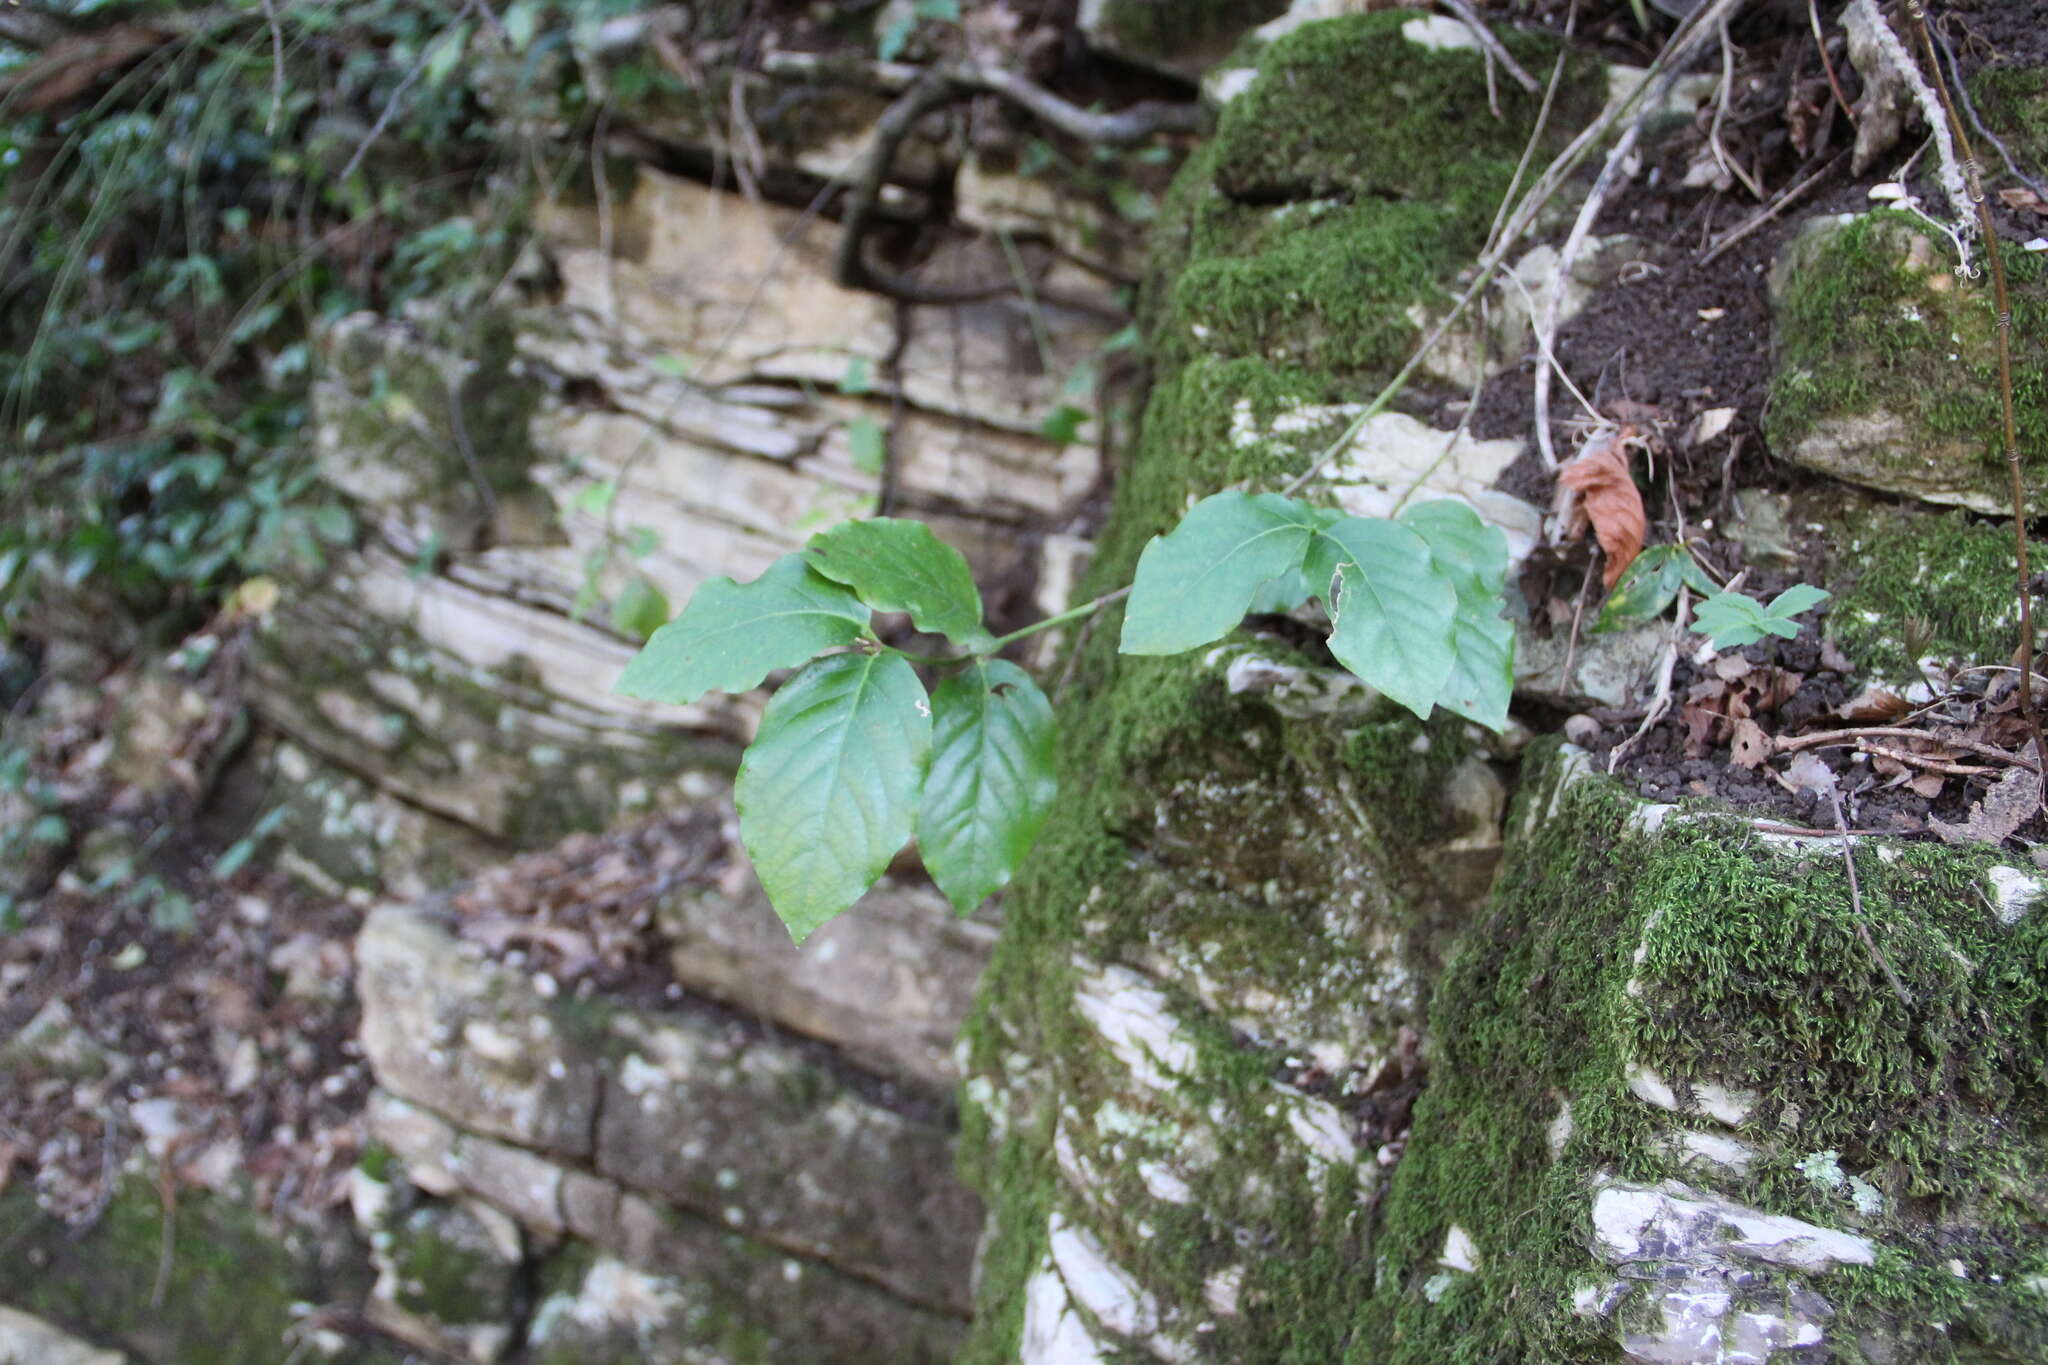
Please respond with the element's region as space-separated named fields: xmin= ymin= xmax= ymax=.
xmin=619 ymin=496 xmax=1514 ymax=942
xmin=1691 ymin=584 xmax=1830 ymax=650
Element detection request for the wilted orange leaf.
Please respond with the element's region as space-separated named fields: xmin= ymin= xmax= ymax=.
xmin=1558 ymin=430 xmax=1647 ymax=589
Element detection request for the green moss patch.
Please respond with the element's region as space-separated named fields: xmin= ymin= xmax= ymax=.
xmin=0 ymin=1179 xmax=400 ymax=1363
xmin=1971 ymin=65 xmax=2048 ymax=182
xmin=1767 ymin=212 xmax=2048 ymax=507
xmin=1826 ymin=508 xmax=2025 ymax=681
xmin=1209 ymin=13 xmax=1601 ymax=207
xmin=1357 ymin=745 xmax=2048 ymax=1363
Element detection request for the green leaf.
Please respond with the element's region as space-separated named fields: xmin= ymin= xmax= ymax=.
xmin=615 ymin=555 xmax=869 ymax=704
xmin=917 ymin=659 xmax=1057 ymax=913
xmin=610 ymin=578 xmax=671 ymax=641
xmin=877 ymin=14 xmax=914 ymax=59
xmin=572 ymin=479 xmax=618 ymax=515
xmin=1400 ymin=503 xmax=1513 ymax=730
xmin=805 ymin=518 xmax=986 ymax=645
xmin=1692 ymin=583 xmax=1829 ymax=650
xmin=915 ymin=0 xmax=962 ymax=18
xmin=736 ymin=652 xmax=932 ymax=942
xmin=1245 ymin=567 xmax=1318 ymax=615
xmin=1594 ymin=544 xmax=1720 ymax=633
xmin=1767 ymin=584 xmax=1831 ymax=619
xmin=847 ymin=416 xmax=887 ymax=475
xmin=504 ymin=0 xmax=542 ymax=51
xmin=1040 ymin=403 xmax=1088 ymax=446
xmin=1399 ymin=500 xmax=1507 ymax=600
xmin=1314 ymin=517 xmax=1458 ymax=719
xmin=425 ymin=21 xmax=472 ymax=87
xmin=1120 ymin=492 xmax=1324 ymax=655
xmin=1691 ymin=591 xmax=1771 ymax=649
xmin=840 ymin=355 xmax=873 ymax=395
xmin=1436 ymin=608 xmax=1514 ymax=730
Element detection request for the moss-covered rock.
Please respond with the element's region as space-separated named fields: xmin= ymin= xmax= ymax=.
xmin=0 ymin=1180 xmax=400 ymax=1364
xmin=1826 ymin=507 xmax=2029 ymax=685
xmin=1148 ymin=13 xmax=1604 ymax=394
xmin=1077 ymin=0 xmax=1290 ymax=82
xmin=1357 ymin=743 xmax=2048 ymax=1362
xmin=1767 ymin=212 xmax=2048 ymax=513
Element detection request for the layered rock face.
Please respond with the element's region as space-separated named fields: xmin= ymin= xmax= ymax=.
xmin=7 ymin=4 xmax=2048 ymax=1364
xmin=954 ymin=11 xmax=2048 ymax=1365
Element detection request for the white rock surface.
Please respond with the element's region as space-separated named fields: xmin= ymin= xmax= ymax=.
xmin=0 ymin=1309 xmax=126 ymax=1365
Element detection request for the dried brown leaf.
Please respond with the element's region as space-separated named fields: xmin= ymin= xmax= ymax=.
xmin=1930 ymin=743 xmax=2043 ymax=846
xmin=1557 ymin=432 xmax=1646 ymax=589
xmin=1730 ymin=718 xmax=1772 ymax=769
xmin=1834 ymin=684 xmax=1910 ymax=723
xmin=1908 ymin=770 xmax=1947 ymax=799
xmin=1999 ymin=187 xmax=2048 ymax=217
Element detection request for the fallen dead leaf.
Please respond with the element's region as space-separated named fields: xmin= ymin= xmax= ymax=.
xmin=1557 ymin=430 xmax=1646 ymax=589
xmin=1930 ymin=743 xmax=2042 ymax=846
xmin=1834 ymin=683 xmax=1910 ymax=723
xmin=2000 ymin=187 xmax=2048 ymax=218
xmin=1731 ymin=718 xmax=1772 ymax=769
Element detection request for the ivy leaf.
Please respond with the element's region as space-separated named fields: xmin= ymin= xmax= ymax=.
xmin=1313 ymin=517 xmax=1458 ymax=719
xmin=846 ymin=416 xmax=887 ymax=475
xmin=1400 ymin=501 xmax=1513 ymax=729
xmin=614 ymin=555 xmax=869 ymax=705
xmin=1399 ymin=500 xmax=1507 ymax=600
xmin=1245 ymin=566 xmax=1318 ymax=615
xmin=610 ymin=577 xmax=670 ymax=642
xmin=917 ymin=659 xmax=1057 ymax=914
xmin=1120 ymin=492 xmax=1324 ymax=655
xmin=1595 ymin=544 xmax=1716 ymax=633
xmin=736 ymin=653 xmax=932 ymax=943
xmin=804 ymin=517 xmax=987 ymax=646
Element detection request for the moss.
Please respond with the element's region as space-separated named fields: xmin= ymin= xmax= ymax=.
xmin=1093 ymin=0 xmax=1289 ymax=71
xmin=0 ymin=1179 xmax=402 ymax=1363
xmin=1971 ymin=66 xmax=2048 ymax=180
xmin=1356 ymin=744 xmax=2048 ymax=1362
xmin=1827 ymin=508 xmax=2026 ymax=680
xmin=1208 ymin=13 xmax=1603 ymax=207
xmin=1766 ymin=212 xmax=2048 ymax=503
xmin=952 ymin=1115 xmax=1056 ymax=1365
xmin=357 ymin=1138 xmax=397 ymax=1182
xmin=389 ymin=1206 xmax=514 ymax=1322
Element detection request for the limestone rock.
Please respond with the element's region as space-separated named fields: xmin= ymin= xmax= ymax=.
xmin=538 ymin=169 xmax=1120 ymax=435
xmin=357 ymin=905 xmax=604 ymax=1155
xmin=0 ymin=1308 xmax=126 ymax=1365
xmin=1768 ymin=213 xmax=2047 ymax=512
xmin=356 ymin=908 xmax=982 ymax=1314
xmin=1076 ymin=0 xmax=1288 ymax=82
xmin=594 ymin=1009 xmax=982 ymax=1314
xmin=655 ymin=874 xmax=995 ymax=1092
xmin=366 ymin=1093 xmax=967 ymax=1361
xmin=366 ymin=1200 xmax=523 ymax=1364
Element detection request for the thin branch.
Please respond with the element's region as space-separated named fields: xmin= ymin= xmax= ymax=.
xmin=1777 ymin=725 xmax=2040 ymax=770
xmin=1902 ymin=0 xmax=2047 ymax=791
xmin=1820 ymin=788 xmax=1915 ymax=1008
xmin=1701 ymin=148 xmax=1846 ymax=265
xmin=1438 ymin=0 xmax=1541 ymax=94
xmin=832 ymin=63 xmax=1194 ymax=310
xmin=1283 ymin=0 xmax=1751 ymax=497
xmin=1709 ymin=16 xmax=1767 ymax=200
xmin=1808 ymin=0 xmax=1858 ymax=130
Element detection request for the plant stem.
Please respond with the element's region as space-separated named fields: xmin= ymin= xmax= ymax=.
xmin=981 ymin=586 xmax=1132 ymax=653
xmin=1902 ymin=0 xmax=2046 ymax=777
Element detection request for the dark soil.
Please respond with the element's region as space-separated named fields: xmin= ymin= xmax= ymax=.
xmin=1466 ymin=0 xmax=2048 ymax=839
